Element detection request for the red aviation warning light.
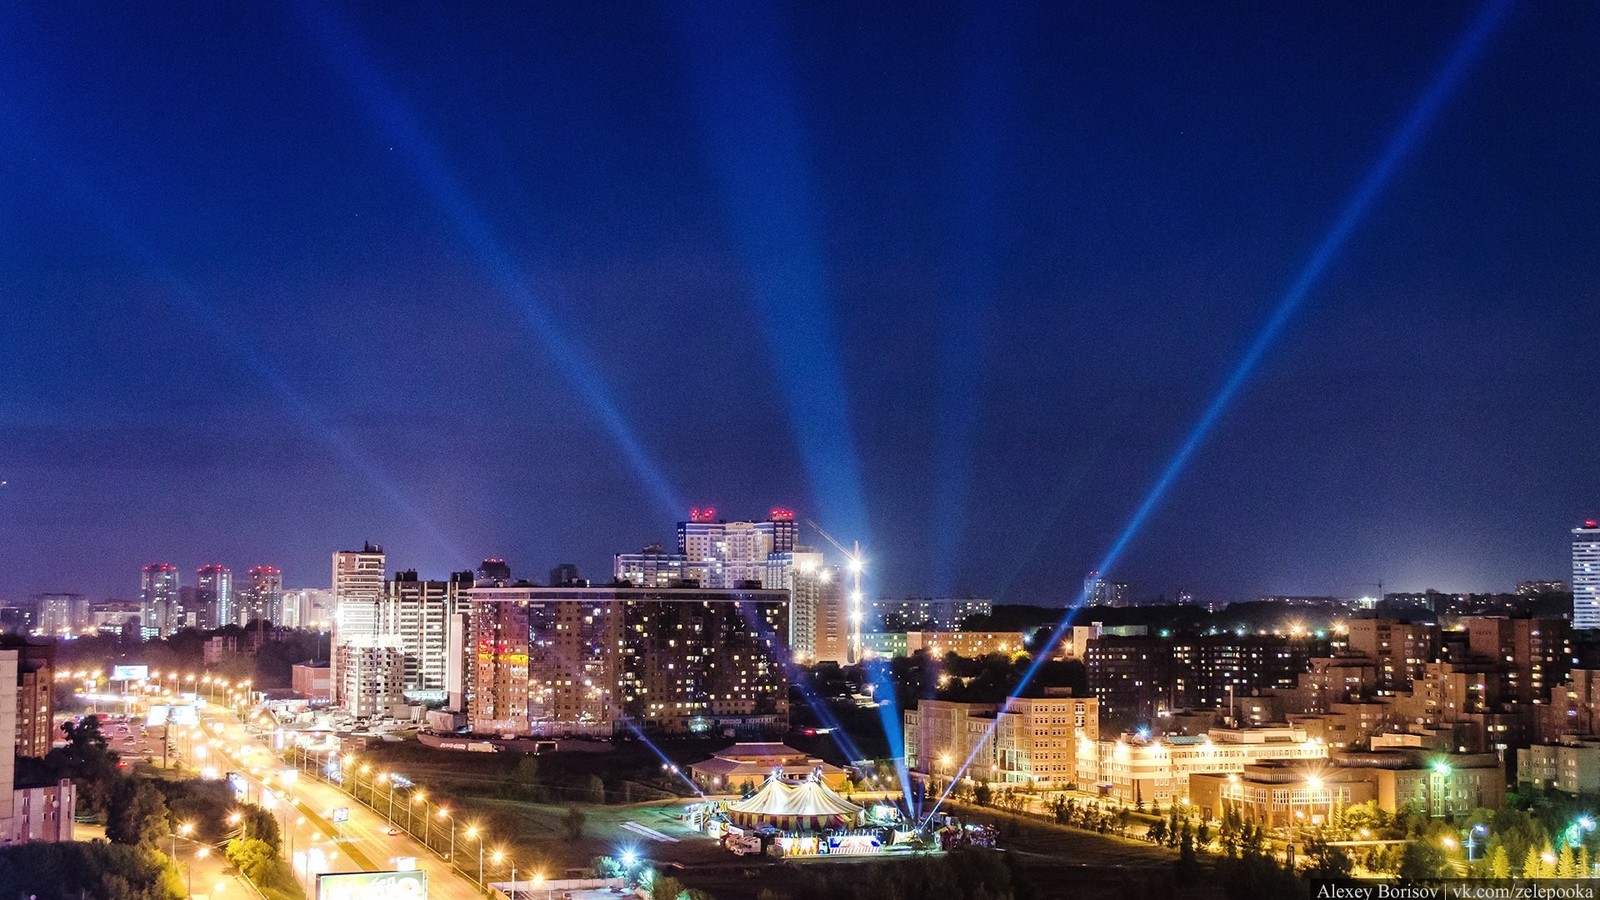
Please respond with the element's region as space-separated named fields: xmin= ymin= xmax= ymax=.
xmin=768 ymin=508 xmax=795 ymax=521
xmin=689 ymin=507 xmax=717 ymax=522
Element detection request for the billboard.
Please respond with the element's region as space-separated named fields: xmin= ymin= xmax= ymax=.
xmin=169 ymin=704 xmax=200 ymax=725
xmin=316 ymin=870 xmax=427 ymax=900
xmin=111 ymin=665 xmax=149 ymax=681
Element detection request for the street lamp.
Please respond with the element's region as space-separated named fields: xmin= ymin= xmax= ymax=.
xmin=410 ymin=790 xmax=426 ymax=839
xmin=467 ymin=825 xmax=485 ymax=885
xmin=494 ymin=849 xmax=517 ymax=899
xmin=1465 ymin=823 xmax=1488 ymax=862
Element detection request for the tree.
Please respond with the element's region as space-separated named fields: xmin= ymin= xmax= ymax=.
xmin=1397 ymin=839 xmax=1449 ymax=881
xmin=1523 ymin=845 xmax=1544 ymax=879
xmin=1488 ymin=844 xmax=1510 ymax=879
xmin=1302 ymin=835 xmax=1354 ymax=880
xmin=106 ymin=778 xmax=169 ymax=848
xmin=1147 ymin=819 xmax=1168 ymax=845
xmin=1175 ymin=823 xmax=1201 ymax=885
xmin=226 ymin=837 xmax=277 ymax=884
xmin=973 ymin=781 xmax=993 ymax=807
xmin=564 ymin=806 xmax=586 ymax=839
xmin=589 ymin=774 xmax=607 ymax=804
xmin=1558 ymin=844 xmax=1577 ymax=878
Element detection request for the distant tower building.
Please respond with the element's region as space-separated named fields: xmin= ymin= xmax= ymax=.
xmin=1175 ymin=589 xmax=1196 ymax=607
xmin=332 ymin=543 xmax=386 ymax=642
xmin=1576 ymin=521 xmax=1600 ymax=630
xmin=195 ymin=564 xmax=233 ymax=629
xmin=548 ymin=562 xmax=581 ymax=587
xmin=140 ymin=563 xmax=182 ymax=638
xmin=32 ymin=593 xmax=86 ymax=636
xmin=766 ymin=551 xmax=847 ymax=664
xmin=1083 ymin=572 xmax=1129 ymax=608
xmin=238 ymin=565 xmax=283 ymax=626
xmin=677 ymin=507 xmax=798 ymax=589
xmin=477 ymin=559 xmax=512 ymax=585
xmin=332 ymin=543 xmax=386 ymax=707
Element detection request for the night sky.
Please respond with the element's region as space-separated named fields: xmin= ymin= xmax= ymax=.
xmin=2 ymin=2 xmax=1596 ymax=606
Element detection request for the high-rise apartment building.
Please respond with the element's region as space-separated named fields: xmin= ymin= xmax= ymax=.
xmin=614 ymin=543 xmax=700 ymax=588
xmin=280 ymin=588 xmax=334 ymax=630
xmin=139 ymin=563 xmax=182 ymax=638
xmin=676 ymin=508 xmax=797 ymax=589
xmin=1345 ymin=619 xmax=1438 ymax=693
xmin=32 ymin=594 xmax=86 ymax=636
xmin=332 ymin=543 xmax=386 ymax=707
xmin=1083 ymin=572 xmax=1129 ymax=608
xmin=1464 ymin=616 xmax=1570 ymax=706
xmin=333 ymin=544 xmax=386 ymax=639
xmin=869 ymin=597 xmax=993 ymax=631
xmin=10 ymin=641 xmax=54 ymax=758
xmin=334 ymin=642 xmax=406 ymax=718
xmin=381 ymin=571 xmax=471 ymax=697
xmin=237 ymin=565 xmax=283 ymax=626
xmin=466 ymin=585 xmax=789 ymax=737
xmin=1575 ymin=521 xmax=1600 ymax=630
xmin=194 ymin=564 xmax=232 ymax=629
xmin=764 ymin=551 xmax=847 ymax=663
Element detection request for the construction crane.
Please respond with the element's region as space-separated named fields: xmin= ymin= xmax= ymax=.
xmin=807 ymin=519 xmax=864 ymax=664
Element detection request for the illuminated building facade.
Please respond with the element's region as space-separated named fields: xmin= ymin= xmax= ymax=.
xmin=382 ymin=570 xmax=471 ymax=697
xmin=1083 ymin=572 xmax=1129 ymax=608
xmin=1345 ymin=619 xmax=1437 ymax=693
xmin=1076 ymin=726 xmax=1328 ymax=805
xmin=139 ymin=563 xmax=182 ymax=638
xmin=1575 ymin=521 xmax=1600 ymax=630
xmin=331 ymin=543 xmax=385 ymax=708
xmin=905 ymin=694 xmax=1099 ymax=788
xmin=31 ymin=594 xmax=85 ymax=637
xmin=869 ymin=597 xmax=993 ymax=631
xmin=467 ymin=585 xmax=789 ymax=737
xmin=334 ymin=641 xmax=406 ymax=718
xmin=237 ymin=565 xmax=283 ymax=626
xmin=676 ymin=508 xmax=797 ymax=589
xmin=764 ymin=551 xmax=847 ymax=663
xmin=194 ymin=564 xmax=232 ymax=629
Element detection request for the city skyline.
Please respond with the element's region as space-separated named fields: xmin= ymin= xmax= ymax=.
xmin=2 ymin=3 xmax=1597 ymax=606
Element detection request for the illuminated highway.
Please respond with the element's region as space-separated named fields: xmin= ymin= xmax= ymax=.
xmin=196 ymin=708 xmax=487 ymax=900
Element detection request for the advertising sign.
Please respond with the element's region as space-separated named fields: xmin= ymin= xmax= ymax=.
xmin=316 ymin=870 xmax=427 ymax=900
xmin=331 ymin=807 xmax=349 ymax=824
xmin=169 ymin=704 xmax=200 ymax=725
xmin=146 ymin=705 xmax=169 ymax=726
xmin=111 ymin=665 xmax=149 ymax=681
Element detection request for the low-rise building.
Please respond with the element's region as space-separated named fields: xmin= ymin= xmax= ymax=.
xmin=1190 ymin=749 xmax=1504 ymax=827
xmin=689 ymin=743 xmax=850 ymax=792
xmin=291 ymin=661 xmax=332 ymax=704
xmin=1516 ymin=739 xmax=1600 ymax=795
xmin=906 ymin=693 xmax=1098 ymax=788
xmin=1075 ymin=725 xmax=1328 ymax=806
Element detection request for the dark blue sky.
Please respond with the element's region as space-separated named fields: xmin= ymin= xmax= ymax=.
xmin=1 ymin=2 xmax=1596 ymax=605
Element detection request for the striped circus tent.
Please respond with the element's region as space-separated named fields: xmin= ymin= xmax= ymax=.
xmin=725 ymin=772 xmax=863 ymax=831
